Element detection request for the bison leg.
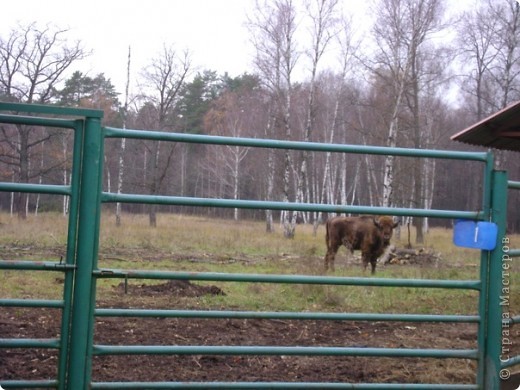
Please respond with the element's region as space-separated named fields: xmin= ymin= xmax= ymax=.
xmin=361 ymin=253 xmax=377 ymax=274
xmin=370 ymin=257 xmax=377 ymax=274
xmin=324 ymin=244 xmax=340 ymax=272
xmin=361 ymin=252 xmax=370 ymax=272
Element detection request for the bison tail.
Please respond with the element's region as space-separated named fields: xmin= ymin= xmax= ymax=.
xmin=325 ymin=220 xmax=329 ymax=246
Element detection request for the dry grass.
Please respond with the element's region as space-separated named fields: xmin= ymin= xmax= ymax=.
xmin=0 ymin=211 xmax=519 ymax=315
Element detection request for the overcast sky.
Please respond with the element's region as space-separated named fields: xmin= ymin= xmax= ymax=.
xmin=1 ymin=0 xmax=472 ymax=96
xmin=1 ymin=0 xmax=259 ymax=94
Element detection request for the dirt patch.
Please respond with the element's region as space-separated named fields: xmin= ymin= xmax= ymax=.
xmin=1 ymin=280 xmax=519 ymax=388
xmin=1 ymin=305 xmax=480 ymax=385
xmin=114 ymin=279 xmax=226 ymax=297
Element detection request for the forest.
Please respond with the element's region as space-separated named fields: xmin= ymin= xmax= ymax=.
xmin=1 ymin=0 xmax=520 ymax=240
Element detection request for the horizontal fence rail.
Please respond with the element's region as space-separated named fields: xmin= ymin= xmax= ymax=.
xmin=90 ymin=382 xmax=480 ymax=390
xmin=104 ymin=127 xmax=490 ymax=162
xmin=0 ymin=380 xmax=59 ymax=389
xmin=94 ymin=268 xmax=482 ymax=289
xmin=0 ymin=299 xmax=64 ymax=308
xmin=0 ymin=260 xmax=75 ymax=271
xmin=95 ymin=308 xmax=480 ymax=323
xmin=93 ymin=345 xmax=479 ymax=359
xmin=0 ymin=101 xmax=103 ymax=118
xmin=0 ymin=113 xmax=80 ymax=129
xmin=0 ymin=182 xmax=71 ymax=195
xmin=508 ymin=180 xmax=520 ymax=190
xmin=101 ymin=192 xmax=484 ymax=219
xmin=0 ymin=338 xmax=61 ymax=349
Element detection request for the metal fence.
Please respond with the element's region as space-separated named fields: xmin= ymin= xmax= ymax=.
xmin=0 ymin=101 xmax=515 ymax=389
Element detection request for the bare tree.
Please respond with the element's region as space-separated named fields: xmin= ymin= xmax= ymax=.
xmin=489 ymin=0 xmax=520 ymax=110
xmin=457 ymin=3 xmax=500 ymax=121
xmin=0 ymin=22 xmax=87 ymax=218
xmin=296 ymin=0 xmax=340 ymax=229
xmin=457 ymin=0 xmax=520 ymax=169
xmin=402 ymin=0 xmax=447 ymax=243
xmin=488 ymin=0 xmax=520 ymax=169
xmin=249 ymin=0 xmax=300 ymax=238
xmin=138 ymin=45 xmax=192 ymax=227
xmin=368 ymin=0 xmax=416 ymax=208
xmin=367 ymin=0 xmax=447 ymax=245
xmin=314 ymin=15 xmax=358 ymax=235
xmin=203 ymin=89 xmax=262 ymax=220
xmin=116 ymin=46 xmax=132 ymax=227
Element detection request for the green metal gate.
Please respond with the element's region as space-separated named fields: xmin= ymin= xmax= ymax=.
xmin=0 ymin=101 xmax=516 ymax=389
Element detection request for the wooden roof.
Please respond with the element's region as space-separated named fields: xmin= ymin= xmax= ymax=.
xmin=451 ymin=100 xmax=520 ymax=152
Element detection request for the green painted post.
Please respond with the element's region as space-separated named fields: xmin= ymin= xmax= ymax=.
xmin=483 ymin=170 xmax=508 ymax=389
xmin=66 ymin=116 xmax=103 ymax=390
xmin=476 ymin=152 xmax=494 ymax=387
xmin=57 ymin=119 xmax=85 ymax=390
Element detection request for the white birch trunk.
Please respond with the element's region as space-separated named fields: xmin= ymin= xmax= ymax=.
xmin=382 ymin=62 xmax=410 ymax=208
xmin=34 ymin=140 xmax=45 ymax=216
xmin=282 ymin=88 xmax=295 ymax=238
xmin=265 ymin=148 xmax=275 ymax=232
xmin=116 ymin=46 xmax=131 ymax=226
xmin=422 ymin=158 xmax=436 ymax=233
xmin=115 ymin=137 xmax=126 ymax=225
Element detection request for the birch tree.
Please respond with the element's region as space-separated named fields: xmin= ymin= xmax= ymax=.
xmin=403 ymin=0 xmax=447 ymax=243
xmin=369 ymin=0 xmax=414 ymax=208
xmin=249 ymin=0 xmax=299 ymax=238
xmin=116 ymin=46 xmax=132 ymax=226
xmin=298 ymin=0 xmax=340 ymax=221
xmin=369 ymin=0 xmax=446 ymax=228
xmin=313 ymin=15 xmax=358 ymax=235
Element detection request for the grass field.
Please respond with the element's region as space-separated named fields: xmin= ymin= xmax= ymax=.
xmin=1 ymin=211 xmax=518 ymax=317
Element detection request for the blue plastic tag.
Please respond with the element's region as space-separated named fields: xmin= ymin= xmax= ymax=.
xmin=453 ymin=220 xmax=498 ymax=250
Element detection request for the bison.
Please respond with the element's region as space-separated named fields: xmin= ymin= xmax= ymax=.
xmin=324 ymin=215 xmax=398 ymax=274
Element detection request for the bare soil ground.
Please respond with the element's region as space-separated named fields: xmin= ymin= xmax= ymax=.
xmin=1 ymin=250 xmax=519 ymax=388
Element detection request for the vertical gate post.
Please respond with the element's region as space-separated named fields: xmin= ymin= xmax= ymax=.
xmin=57 ymin=119 xmax=87 ymax=390
xmin=484 ymin=170 xmax=508 ymax=389
xmin=66 ymin=116 xmax=104 ymax=390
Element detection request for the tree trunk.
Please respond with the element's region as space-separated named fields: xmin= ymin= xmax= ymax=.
xmin=148 ymin=141 xmax=160 ymax=227
xmin=282 ymin=78 xmax=295 ymax=238
xmin=265 ymin=147 xmax=275 ymax=233
xmin=116 ymin=46 xmax=131 ymax=227
xmin=233 ymin=146 xmax=240 ymax=221
xmin=283 ymin=150 xmax=295 ymax=238
xmin=115 ymin=137 xmax=126 ymax=227
xmin=17 ymin=126 xmax=30 ymax=219
xmin=35 ymin=140 xmax=45 ymax=216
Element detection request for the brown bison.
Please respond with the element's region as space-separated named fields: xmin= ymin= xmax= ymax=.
xmin=324 ymin=215 xmax=398 ymax=274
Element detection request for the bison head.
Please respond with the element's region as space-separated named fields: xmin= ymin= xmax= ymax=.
xmin=374 ymin=216 xmax=398 ymax=244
